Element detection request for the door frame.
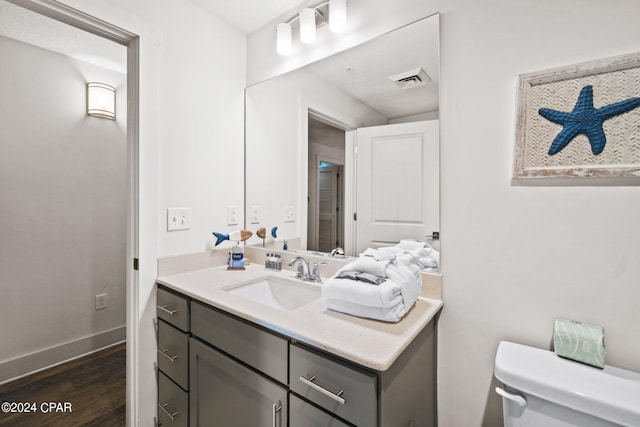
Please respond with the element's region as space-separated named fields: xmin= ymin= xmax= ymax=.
xmin=7 ymin=1 xmax=160 ymax=425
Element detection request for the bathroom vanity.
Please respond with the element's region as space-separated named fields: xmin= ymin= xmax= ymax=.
xmin=155 ymin=263 xmax=442 ymax=427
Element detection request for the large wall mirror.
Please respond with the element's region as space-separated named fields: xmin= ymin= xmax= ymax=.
xmin=245 ymin=13 xmax=440 ymax=261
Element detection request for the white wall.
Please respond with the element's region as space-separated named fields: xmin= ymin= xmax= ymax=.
xmin=0 ymin=35 xmax=127 ymax=379
xmin=248 ymin=0 xmax=640 ymax=426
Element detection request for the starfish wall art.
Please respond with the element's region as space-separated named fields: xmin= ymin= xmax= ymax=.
xmin=513 ymin=51 xmax=640 ymax=179
xmin=539 ymin=85 xmax=640 ymax=156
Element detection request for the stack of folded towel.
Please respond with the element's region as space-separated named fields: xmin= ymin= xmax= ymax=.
xmin=321 ymin=240 xmax=439 ymax=322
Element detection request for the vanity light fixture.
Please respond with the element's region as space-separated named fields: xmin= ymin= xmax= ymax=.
xmin=276 ymin=23 xmax=293 ymax=55
xmin=87 ymin=82 xmax=115 ymax=120
xmin=299 ymin=8 xmax=316 ymax=44
xmin=276 ymin=0 xmax=348 ymax=55
xmin=329 ymin=0 xmax=347 ymax=33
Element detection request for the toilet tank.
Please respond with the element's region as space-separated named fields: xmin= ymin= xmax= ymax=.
xmin=494 ymin=341 xmax=640 ymax=427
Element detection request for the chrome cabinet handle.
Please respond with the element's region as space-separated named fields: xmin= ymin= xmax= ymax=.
xmin=158 ymin=403 xmax=179 ymax=420
xmin=157 ymin=305 xmax=178 ymax=315
xmin=158 ymin=348 xmax=179 ymax=363
xmin=299 ymin=375 xmax=345 ymax=404
xmin=272 ymin=402 xmax=282 ymax=427
xmin=495 ymin=387 xmax=527 ymax=407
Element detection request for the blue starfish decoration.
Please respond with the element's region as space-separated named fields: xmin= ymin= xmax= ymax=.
xmin=538 ymin=85 xmax=640 ymax=155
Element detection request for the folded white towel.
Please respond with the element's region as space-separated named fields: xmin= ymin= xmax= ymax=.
xmin=321 ymin=277 xmax=403 ymax=308
xmin=324 ymin=298 xmax=408 ymax=322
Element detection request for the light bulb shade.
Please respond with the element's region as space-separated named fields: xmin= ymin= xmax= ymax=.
xmin=87 ymin=82 xmax=115 ymax=120
xmin=276 ymin=23 xmax=292 ymax=55
xmin=299 ymin=8 xmax=316 ymax=44
xmin=329 ymin=0 xmax=347 ymax=33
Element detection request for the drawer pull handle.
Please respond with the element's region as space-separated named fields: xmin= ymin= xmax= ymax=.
xmin=158 ymin=348 xmax=179 ymax=363
xmin=157 ymin=305 xmax=178 ymax=315
xmin=272 ymin=402 xmax=282 ymax=427
xmin=158 ymin=403 xmax=180 ymax=420
xmin=299 ymin=375 xmax=345 ymax=404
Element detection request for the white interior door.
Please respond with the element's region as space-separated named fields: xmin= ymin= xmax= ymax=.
xmin=355 ymin=120 xmax=439 ymax=254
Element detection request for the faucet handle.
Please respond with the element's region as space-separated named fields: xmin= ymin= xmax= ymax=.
xmin=311 ymin=261 xmax=327 ymax=282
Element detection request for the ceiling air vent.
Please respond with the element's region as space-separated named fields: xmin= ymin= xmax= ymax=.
xmin=389 ymin=67 xmax=431 ymax=90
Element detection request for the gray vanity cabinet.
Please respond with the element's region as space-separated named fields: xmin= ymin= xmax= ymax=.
xmin=189 ymin=338 xmax=288 ymax=426
xmin=156 ymin=284 xmax=437 ymax=427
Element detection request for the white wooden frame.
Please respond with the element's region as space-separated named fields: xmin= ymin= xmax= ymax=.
xmin=514 ymin=52 xmax=640 ymax=180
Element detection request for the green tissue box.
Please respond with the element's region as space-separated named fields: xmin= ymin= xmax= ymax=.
xmin=553 ymin=318 xmax=606 ymax=368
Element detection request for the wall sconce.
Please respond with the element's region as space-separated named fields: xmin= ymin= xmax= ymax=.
xmin=276 ymin=0 xmax=348 ymax=55
xmin=87 ymin=82 xmax=115 ymax=120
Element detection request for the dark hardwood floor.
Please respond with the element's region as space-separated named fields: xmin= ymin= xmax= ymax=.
xmin=0 ymin=343 xmax=126 ymax=427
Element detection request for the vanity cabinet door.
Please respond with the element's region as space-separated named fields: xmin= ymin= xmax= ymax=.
xmin=189 ymin=338 xmax=287 ymax=427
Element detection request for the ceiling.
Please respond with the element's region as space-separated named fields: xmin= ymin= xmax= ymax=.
xmin=0 ymin=0 xmax=126 ymax=73
xmin=191 ymin=0 xmax=308 ymax=34
xmin=302 ymin=15 xmax=439 ymax=119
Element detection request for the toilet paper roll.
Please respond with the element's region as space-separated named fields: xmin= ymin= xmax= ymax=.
xmin=553 ymin=318 xmax=606 ymax=368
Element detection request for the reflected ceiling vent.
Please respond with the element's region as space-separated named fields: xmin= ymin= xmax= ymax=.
xmin=389 ymin=67 xmax=431 ymax=90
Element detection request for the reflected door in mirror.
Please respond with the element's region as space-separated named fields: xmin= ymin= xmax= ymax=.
xmin=355 ymin=121 xmax=440 ymax=253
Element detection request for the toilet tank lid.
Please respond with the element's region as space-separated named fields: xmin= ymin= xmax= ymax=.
xmin=494 ymin=341 xmax=640 ymax=427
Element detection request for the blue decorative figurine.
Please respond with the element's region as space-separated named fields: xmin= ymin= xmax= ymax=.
xmin=538 ymin=85 xmax=640 ymax=155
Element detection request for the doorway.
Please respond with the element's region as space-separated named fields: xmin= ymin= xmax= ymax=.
xmin=0 ymin=0 xmax=141 ymax=424
xmin=307 ymin=115 xmax=345 ymax=253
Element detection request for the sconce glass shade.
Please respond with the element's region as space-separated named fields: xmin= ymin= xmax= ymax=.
xmin=276 ymin=23 xmax=292 ymax=55
xmin=329 ymin=0 xmax=347 ymax=32
xmin=87 ymin=82 xmax=115 ymax=120
xmin=299 ymin=8 xmax=316 ymax=44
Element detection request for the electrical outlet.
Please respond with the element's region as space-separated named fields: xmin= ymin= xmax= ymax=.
xmin=250 ymin=205 xmax=261 ymax=224
xmin=284 ymin=206 xmax=296 ymax=223
xmin=95 ymin=293 xmax=107 ymax=310
xmin=167 ymin=208 xmax=191 ymax=231
xmin=227 ymin=205 xmax=240 ymax=226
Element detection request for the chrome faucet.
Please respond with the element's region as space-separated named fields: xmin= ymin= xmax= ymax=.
xmin=288 ymin=257 xmax=325 ymax=282
xmin=329 ymin=247 xmax=345 ymax=257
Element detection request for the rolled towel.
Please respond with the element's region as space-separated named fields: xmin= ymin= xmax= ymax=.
xmin=325 ymin=298 xmax=407 ymax=322
xmin=321 ymin=277 xmax=403 ymax=308
xmin=337 ymin=256 xmax=391 ymax=277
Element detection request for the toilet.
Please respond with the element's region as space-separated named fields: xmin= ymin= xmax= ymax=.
xmin=494 ymin=341 xmax=640 ymax=427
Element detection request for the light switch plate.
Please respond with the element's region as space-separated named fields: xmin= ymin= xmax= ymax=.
xmin=284 ymin=206 xmax=296 ymax=223
xmin=227 ymin=205 xmax=240 ymax=226
xmin=167 ymin=208 xmax=191 ymax=231
xmin=250 ymin=205 xmax=261 ymax=224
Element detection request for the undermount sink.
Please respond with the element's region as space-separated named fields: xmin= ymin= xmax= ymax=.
xmin=224 ymin=275 xmax=322 ymax=310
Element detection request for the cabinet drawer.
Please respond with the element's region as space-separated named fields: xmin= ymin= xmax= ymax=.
xmin=290 ymin=343 xmax=377 ymax=427
xmin=290 ymin=395 xmax=350 ymax=427
xmin=158 ymin=371 xmax=188 ymax=427
xmin=158 ymin=320 xmax=189 ymax=390
xmin=157 ymin=287 xmax=190 ymax=332
xmin=191 ymin=301 xmax=288 ymax=384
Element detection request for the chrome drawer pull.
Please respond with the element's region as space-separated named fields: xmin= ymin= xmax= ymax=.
xmin=299 ymin=375 xmax=346 ymax=404
xmin=157 ymin=305 xmax=178 ymax=315
xmin=158 ymin=348 xmax=179 ymax=363
xmin=272 ymin=402 xmax=282 ymax=427
xmin=158 ymin=403 xmax=180 ymax=420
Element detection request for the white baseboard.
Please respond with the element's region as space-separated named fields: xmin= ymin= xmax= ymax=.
xmin=0 ymin=325 xmax=126 ymax=385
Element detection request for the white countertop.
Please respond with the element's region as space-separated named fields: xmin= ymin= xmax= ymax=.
xmin=157 ymin=263 xmax=443 ymax=371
